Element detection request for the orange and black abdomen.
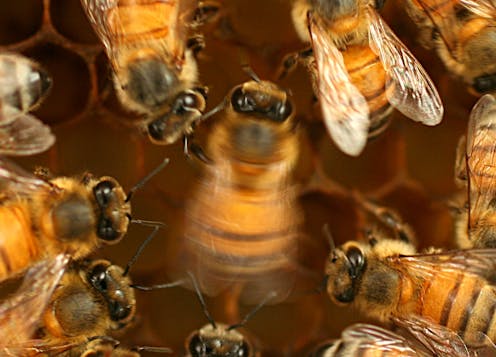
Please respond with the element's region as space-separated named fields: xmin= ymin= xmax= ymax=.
xmin=342 ymin=45 xmax=394 ymax=138
xmin=0 ymin=203 xmax=40 ymax=281
xmin=184 ymin=114 xmax=302 ymax=302
xmin=411 ymin=270 xmax=496 ymax=346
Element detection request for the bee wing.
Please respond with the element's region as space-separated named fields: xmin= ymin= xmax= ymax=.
xmin=0 ymin=254 xmax=70 ymax=349
xmin=464 ymin=95 xmax=496 ymax=231
xmin=0 ymin=157 xmax=52 ymax=196
xmin=341 ymin=323 xmax=424 ymax=355
xmin=81 ymin=0 xmax=187 ymax=78
xmin=392 ymin=316 xmax=475 ymax=357
xmin=367 ymin=7 xmax=443 ymax=125
xmin=0 ymin=110 xmax=55 ymax=156
xmin=460 ymin=0 xmax=496 ymax=19
xmin=308 ymin=13 xmax=370 ymax=157
xmin=395 ymin=249 xmax=496 ymax=285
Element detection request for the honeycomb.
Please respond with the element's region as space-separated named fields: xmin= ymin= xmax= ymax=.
xmin=0 ymin=0 xmax=482 ymax=355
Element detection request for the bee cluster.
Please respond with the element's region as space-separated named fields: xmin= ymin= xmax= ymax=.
xmin=0 ymin=0 xmax=496 ymax=356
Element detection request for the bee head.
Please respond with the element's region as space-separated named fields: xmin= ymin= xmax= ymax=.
xmin=87 ymin=260 xmax=136 ymax=330
xmin=92 ymin=177 xmax=131 ymax=243
xmin=187 ymin=323 xmax=253 ymax=357
xmin=230 ymin=81 xmax=293 ymax=123
xmin=147 ymin=89 xmax=206 ymax=144
xmin=325 ymin=242 xmax=366 ymax=304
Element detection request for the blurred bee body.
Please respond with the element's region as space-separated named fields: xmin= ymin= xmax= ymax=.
xmin=454 ymin=94 xmax=496 ymax=248
xmin=81 ymin=0 xmax=207 ymax=144
xmin=184 ymin=80 xmax=302 ymax=303
xmin=0 ymin=166 xmax=130 ymax=282
xmin=290 ymin=0 xmax=443 ymax=156
xmin=325 ymin=238 xmax=496 ymax=348
xmin=404 ymin=0 xmax=496 ymax=94
xmin=0 ymin=53 xmax=55 ymax=155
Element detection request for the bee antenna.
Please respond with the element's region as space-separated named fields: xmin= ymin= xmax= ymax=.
xmin=322 ymin=224 xmax=338 ymax=262
xmin=241 ymin=63 xmax=261 ymax=83
xmin=130 ymin=219 xmax=167 ymax=229
xmin=130 ymin=279 xmax=186 ymax=291
xmin=227 ymin=291 xmax=276 ymax=331
xmin=125 ymin=158 xmax=170 ymax=203
xmin=123 ymin=225 xmax=164 ymax=277
xmin=132 ymin=346 xmax=173 ymax=354
xmin=88 ymin=335 xmax=120 ymax=347
xmin=198 ymin=99 xmax=226 ymax=123
xmin=187 ymin=271 xmax=217 ymax=329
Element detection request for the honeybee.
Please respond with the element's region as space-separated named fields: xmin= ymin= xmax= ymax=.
xmin=0 ymin=259 xmax=135 ymax=355
xmin=0 ymin=53 xmax=55 ymax=155
xmin=0 ymin=154 xmax=168 ymax=283
xmin=81 ymin=0 xmax=208 ymax=145
xmin=289 ymin=0 xmax=443 ymax=156
xmin=452 ymin=94 xmax=496 ymax=248
xmin=182 ymin=79 xmax=302 ymax=303
xmin=325 ymin=237 xmax=496 ymax=349
xmin=404 ymin=0 xmax=496 ymax=94
xmin=59 ymin=338 xmax=172 ymax=357
xmin=0 ymin=160 xmax=130 ymax=283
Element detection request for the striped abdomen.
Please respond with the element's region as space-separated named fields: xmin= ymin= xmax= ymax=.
xmin=0 ymin=203 xmax=41 ymax=281
xmin=0 ymin=53 xmax=51 ymax=118
xmin=342 ymin=45 xmax=394 ymax=138
xmin=184 ymin=116 xmax=301 ymax=302
xmin=413 ymin=270 xmax=496 ymax=346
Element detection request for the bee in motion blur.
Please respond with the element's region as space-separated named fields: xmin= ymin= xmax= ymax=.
xmin=182 ymin=79 xmax=302 ymax=304
xmin=404 ymin=0 xmax=496 ymax=95
xmin=288 ymin=0 xmax=443 ymax=156
xmin=81 ymin=0 xmax=208 ymax=145
xmin=0 ymin=52 xmax=54 ymax=155
xmin=453 ymin=94 xmax=496 ymax=248
xmin=308 ymin=323 xmax=472 ymax=356
xmin=0 ymin=258 xmax=136 ymax=355
xmin=325 ymin=233 xmax=496 ymax=351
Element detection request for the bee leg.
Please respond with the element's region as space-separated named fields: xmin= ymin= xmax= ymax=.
xmin=454 ymin=136 xmax=468 ymax=187
xmin=354 ymin=193 xmax=415 ymax=244
xmin=277 ymin=47 xmax=313 ymax=80
xmin=187 ymin=34 xmax=206 ymax=57
xmin=183 ymin=135 xmax=213 ymax=164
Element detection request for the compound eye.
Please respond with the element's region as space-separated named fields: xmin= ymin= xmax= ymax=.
xmin=97 ymin=217 xmax=119 ymax=241
xmin=188 ymin=334 xmax=204 ymax=356
xmin=174 ymin=92 xmax=200 ymax=114
xmin=238 ymin=342 xmax=250 ymax=356
xmin=231 ymin=86 xmax=255 ymax=113
xmin=93 ymin=180 xmax=115 ymax=207
xmin=148 ymin=119 xmax=166 ymax=141
xmin=268 ymin=100 xmax=292 ymax=122
xmin=89 ymin=263 xmax=108 ymax=292
xmin=109 ymin=299 xmax=132 ymax=322
xmin=346 ymin=246 xmax=365 ymax=279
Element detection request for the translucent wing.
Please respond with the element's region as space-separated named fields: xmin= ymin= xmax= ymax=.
xmin=81 ymin=0 xmax=188 ymax=78
xmin=464 ymin=95 xmax=496 ymax=232
xmin=392 ymin=316 xmax=474 ymax=357
xmin=0 ymin=111 xmax=55 ymax=156
xmin=393 ymin=248 xmax=496 ymax=285
xmin=341 ymin=323 xmax=424 ymax=356
xmin=0 ymin=157 xmax=52 ymax=196
xmin=367 ymin=7 xmax=443 ymax=125
xmin=0 ymin=254 xmax=70 ymax=350
xmin=308 ymin=13 xmax=369 ymax=157
xmin=460 ymin=0 xmax=496 ymax=19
